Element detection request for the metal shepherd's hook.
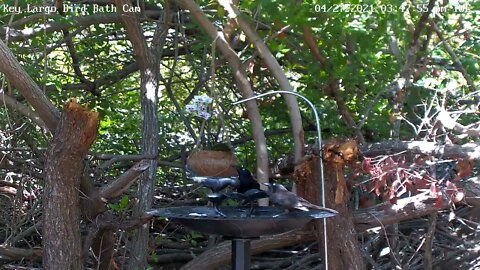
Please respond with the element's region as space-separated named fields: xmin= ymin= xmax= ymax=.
xmin=233 ymin=90 xmax=330 ymax=270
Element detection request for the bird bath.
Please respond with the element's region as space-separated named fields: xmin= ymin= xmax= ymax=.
xmin=146 ymin=206 xmax=336 ymax=270
xmin=148 ymin=90 xmax=335 ymax=269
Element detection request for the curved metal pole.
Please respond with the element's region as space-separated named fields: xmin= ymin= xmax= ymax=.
xmin=233 ymin=90 xmax=329 ymax=270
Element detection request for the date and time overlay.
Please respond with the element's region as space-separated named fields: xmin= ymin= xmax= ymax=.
xmin=314 ymin=2 xmax=472 ymax=14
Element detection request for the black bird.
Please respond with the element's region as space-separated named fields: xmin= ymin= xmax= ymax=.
xmin=232 ymin=166 xmax=269 ymax=216
xmin=263 ymin=183 xmax=337 ymax=214
xmin=235 ymin=166 xmax=260 ymax=193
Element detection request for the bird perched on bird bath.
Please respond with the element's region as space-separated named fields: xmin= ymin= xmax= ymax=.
xmin=234 ymin=166 xmax=261 ymax=193
xmin=231 ymin=166 xmax=268 ymax=216
xmin=186 ymin=165 xmax=240 ymax=216
xmin=263 ymin=183 xmax=337 ymax=214
xmin=186 ymin=164 xmax=240 ymax=192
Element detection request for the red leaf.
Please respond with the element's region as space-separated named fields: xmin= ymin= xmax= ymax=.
xmin=434 ymin=196 xmax=443 ymax=209
xmin=454 ymin=159 xmax=473 ymax=182
xmin=362 ymin=158 xmax=372 ymax=173
xmin=430 ymin=182 xmax=438 ymax=197
xmin=405 ymin=179 xmax=412 ymax=192
xmin=415 ymin=176 xmax=429 ymax=191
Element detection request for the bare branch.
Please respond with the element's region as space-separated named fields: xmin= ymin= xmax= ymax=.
xmin=175 ymin=0 xmax=269 ymax=185
xmin=437 ymin=110 xmax=480 ymax=138
xmin=0 ymin=90 xmax=47 ymax=130
xmin=97 ymin=160 xmax=150 ymax=199
xmin=431 ymin=22 xmax=477 ymax=93
xmin=218 ymin=0 xmax=305 ymax=163
xmin=0 ymin=40 xmax=60 ymax=131
xmin=361 ymin=140 xmax=480 ymax=160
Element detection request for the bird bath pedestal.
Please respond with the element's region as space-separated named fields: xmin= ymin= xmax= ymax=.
xmin=147 ymin=206 xmax=336 ymax=270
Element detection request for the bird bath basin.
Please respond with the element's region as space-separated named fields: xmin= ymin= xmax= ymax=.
xmin=147 ymin=206 xmax=335 ymax=238
xmin=147 ymin=206 xmax=336 ymax=269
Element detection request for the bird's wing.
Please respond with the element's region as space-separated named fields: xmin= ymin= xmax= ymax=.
xmin=293 ymin=205 xmax=310 ymax=211
xmin=298 ymin=197 xmax=338 ymax=213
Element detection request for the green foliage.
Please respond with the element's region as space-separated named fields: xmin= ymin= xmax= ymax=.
xmin=1 ymin=0 xmax=478 ymax=187
xmin=1 ymin=0 xmax=476 ymax=163
xmin=107 ymin=195 xmax=129 ymax=213
xmin=183 ymin=231 xmax=204 ymax=247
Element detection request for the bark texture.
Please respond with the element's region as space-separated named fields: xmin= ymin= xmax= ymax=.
xmin=0 ymin=39 xmax=60 ymax=131
xmin=321 ymin=139 xmax=366 ymax=270
xmin=114 ymin=0 xmax=159 ymax=267
xmin=43 ymin=101 xmax=99 ymax=270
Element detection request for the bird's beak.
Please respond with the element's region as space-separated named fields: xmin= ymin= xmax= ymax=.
xmin=261 ymin=183 xmax=271 ymax=187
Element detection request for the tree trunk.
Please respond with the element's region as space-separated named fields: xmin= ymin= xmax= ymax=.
xmin=321 ymin=139 xmax=366 ymax=270
xmin=43 ymin=101 xmax=99 ymax=270
xmin=114 ymin=0 xmax=159 ymax=268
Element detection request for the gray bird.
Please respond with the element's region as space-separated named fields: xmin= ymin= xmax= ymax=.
xmin=263 ymin=183 xmax=337 ymax=214
xmin=186 ymin=165 xmax=240 ymax=192
xmin=207 ymin=193 xmax=229 ymax=217
xmin=190 ymin=176 xmax=239 ymax=193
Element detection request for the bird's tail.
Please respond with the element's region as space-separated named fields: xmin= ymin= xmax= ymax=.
xmin=299 ymin=198 xmax=338 ymax=214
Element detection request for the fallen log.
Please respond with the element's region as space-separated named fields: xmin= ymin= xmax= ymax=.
xmin=179 ymin=230 xmax=313 ymax=270
xmin=361 ymin=141 xmax=480 ymax=160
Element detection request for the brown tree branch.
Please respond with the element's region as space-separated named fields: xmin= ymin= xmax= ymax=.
xmin=218 ymin=0 xmax=305 ymax=164
xmin=390 ymin=0 xmax=436 ymax=139
xmin=361 ymin=140 xmax=480 ymax=160
xmin=302 ymin=25 xmax=365 ymax=144
xmin=431 ymin=22 xmax=477 ymax=93
xmin=354 ymin=192 xmax=449 ymax=232
xmin=0 ymin=246 xmax=42 ymax=262
xmin=0 ymin=91 xmax=47 ymax=129
xmin=97 ymin=160 xmax=150 ymax=199
xmin=56 ymin=3 xmax=99 ymax=96
xmin=175 ymin=0 xmax=269 ymax=185
xmin=114 ymin=0 xmax=160 ymax=267
xmin=0 ymin=39 xmax=60 ymax=131
xmin=436 ymin=110 xmax=480 ymax=138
